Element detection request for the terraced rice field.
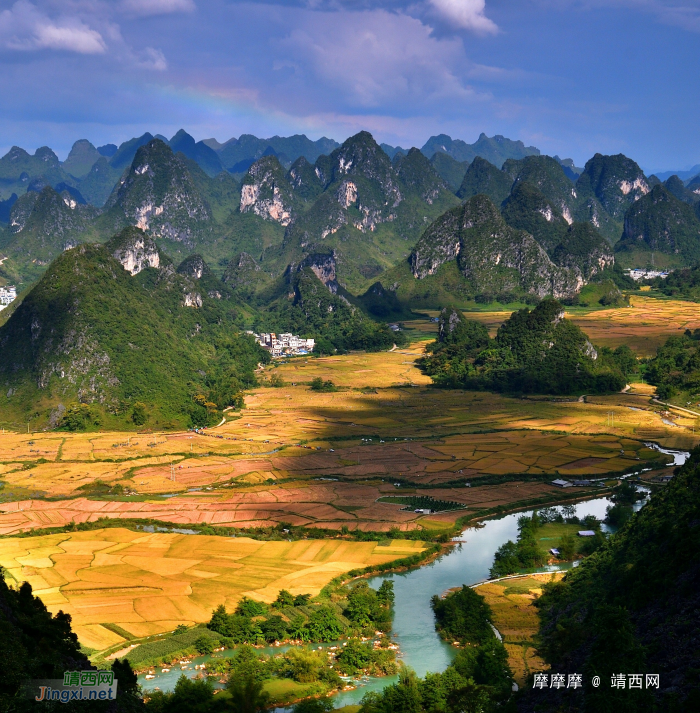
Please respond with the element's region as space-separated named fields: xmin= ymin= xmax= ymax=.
xmin=476 ymin=572 xmax=564 ymax=686
xmin=0 ymin=528 xmax=424 ymax=651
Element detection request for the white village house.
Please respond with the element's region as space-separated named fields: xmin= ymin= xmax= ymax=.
xmin=251 ymin=332 xmax=315 ymax=358
xmin=0 ymin=285 xmax=17 ymax=310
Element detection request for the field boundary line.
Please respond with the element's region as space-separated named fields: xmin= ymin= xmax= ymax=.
xmin=652 ymin=399 xmax=700 ymax=419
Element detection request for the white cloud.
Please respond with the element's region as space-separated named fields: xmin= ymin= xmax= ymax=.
xmin=33 ymin=22 xmax=106 ymax=53
xmin=0 ymin=1 xmax=106 ymax=54
xmin=136 ymin=46 xmax=168 ymax=70
xmin=429 ymin=0 xmax=498 ymax=33
xmin=121 ymin=0 xmax=196 ymax=16
xmin=279 ymin=10 xmax=488 ymax=109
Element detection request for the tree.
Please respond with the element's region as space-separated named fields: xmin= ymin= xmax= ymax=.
xmin=272 ymin=589 xmax=295 ymax=609
xmin=226 ymin=674 xmax=270 ymax=713
xmin=292 ymin=699 xmax=333 ymax=713
xmin=167 ymin=675 xmax=214 ymax=713
xmin=132 ymin=402 xmax=148 ymax=426
xmin=559 ymin=533 xmax=576 ymax=560
xmin=111 ymin=658 xmax=139 ymax=695
xmin=194 ymin=635 xmax=215 ymax=654
xmin=377 ymin=580 xmax=395 ymax=606
xmin=446 ymin=680 xmax=491 ymax=713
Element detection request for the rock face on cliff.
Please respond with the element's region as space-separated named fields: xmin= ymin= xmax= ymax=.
xmin=103 ymin=139 xmax=213 ymax=247
xmin=239 ymin=155 xmax=296 ymax=225
xmin=576 ymin=153 xmax=650 ymax=225
xmin=410 ymin=195 xmax=582 ymax=298
xmin=617 ymin=184 xmax=700 ymax=262
xmin=296 ymin=252 xmax=339 ymax=292
xmin=108 ymin=226 xmax=161 ymax=275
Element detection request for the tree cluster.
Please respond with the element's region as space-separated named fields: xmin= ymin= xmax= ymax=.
xmin=421 ymin=301 xmax=627 ymax=395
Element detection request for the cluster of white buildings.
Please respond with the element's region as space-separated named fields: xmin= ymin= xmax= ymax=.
xmin=0 ymin=285 xmax=17 ymax=310
xmin=252 ymin=332 xmax=315 ymax=357
xmin=626 ymin=269 xmax=669 ymax=281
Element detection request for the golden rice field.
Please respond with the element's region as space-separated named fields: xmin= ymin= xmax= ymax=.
xmin=476 ymin=572 xmax=564 ymax=686
xmin=0 ymin=344 xmax=694 ymax=533
xmin=0 ymin=528 xmax=425 ymax=651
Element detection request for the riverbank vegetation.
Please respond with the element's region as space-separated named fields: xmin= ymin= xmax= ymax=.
xmin=356 ymin=585 xmax=513 ymax=712
xmin=143 ymin=636 xmax=400 ymax=710
xmin=489 ymin=507 xmax=605 ymax=577
xmin=206 ymin=580 xmax=394 ymax=647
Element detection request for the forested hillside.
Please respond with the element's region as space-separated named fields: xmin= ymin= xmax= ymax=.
xmin=520 ymin=446 xmax=700 ymax=712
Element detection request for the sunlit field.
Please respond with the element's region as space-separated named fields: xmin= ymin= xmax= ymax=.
xmin=0 ymin=528 xmax=424 ymax=651
xmin=476 ymin=572 xmax=564 ymax=686
xmin=0 ymin=342 xmax=694 ymax=534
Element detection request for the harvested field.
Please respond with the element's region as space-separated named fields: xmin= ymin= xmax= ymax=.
xmin=476 ymin=572 xmax=563 ymax=686
xmin=0 ymin=325 xmax=693 ymax=523
xmin=0 ymin=478 xmax=588 ymax=535
xmin=568 ymin=296 xmax=700 ymax=356
xmin=0 ymin=528 xmax=424 ymax=650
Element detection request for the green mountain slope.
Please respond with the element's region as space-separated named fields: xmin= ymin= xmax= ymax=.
xmin=663 ymin=174 xmax=700 ymax=204
xmin=169 ymin=129 xmax=224 ymax=177
xmin=0 ymin=227 xmax=265 ymax=430
xmin=262 ymin=132 xmax=460 ymax=292
xmin=501 ymin=181 xmax=570 ymax=253
xmin=0 ymin=146 xmax=77 ymax=200
xmin=410 ymin=194 xmax=581 ymax=299
xmin=62 ymin=139 xmax=102 ymax=178
xmin=572 ymin=153 xmax=652 ymax=245
xmin=456 ymin=156 xmax=512 ymax=205
xmin=502 ymin=155 xmax=578 ymax=222
xmin=259 ymin=266 xmax=400 ymax=353
xmin=99 ymin=139 xmax=215 ymax=248
xmin=1 ymin=186 xmax=100 ymax=282
xmin=429 ymin=152 xmax=470 ymax=192
xmin=616 ymin=184 xmax=700 ymax=263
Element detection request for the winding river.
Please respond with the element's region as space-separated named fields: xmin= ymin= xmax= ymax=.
xmin=137 ymin=445 xmax=688 ymax=709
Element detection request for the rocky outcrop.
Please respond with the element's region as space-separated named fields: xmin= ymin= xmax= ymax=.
xmin=108 ymin=227 xmax=161 ymax=276
xmin=298 ymin=252 xmax=339 ymax=293
xmin=240 ymin=155 xmax=295 ymax=225
xmin=176 ymin=253 xmax=209 ymax=280
xmin=105 ymin=139 xmax=212 ymax=247
xmin=576 ymin=153 xmax=650 ymax=221
xmin=183 ymin=292 xmax=203 ymax=308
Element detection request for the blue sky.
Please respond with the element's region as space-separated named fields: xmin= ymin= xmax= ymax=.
xmin=0 ymin=0 xmax=699 ymax=171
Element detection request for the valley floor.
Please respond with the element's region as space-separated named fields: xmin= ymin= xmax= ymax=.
xmin=0 ymin=297 xmax=696 ymax=658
